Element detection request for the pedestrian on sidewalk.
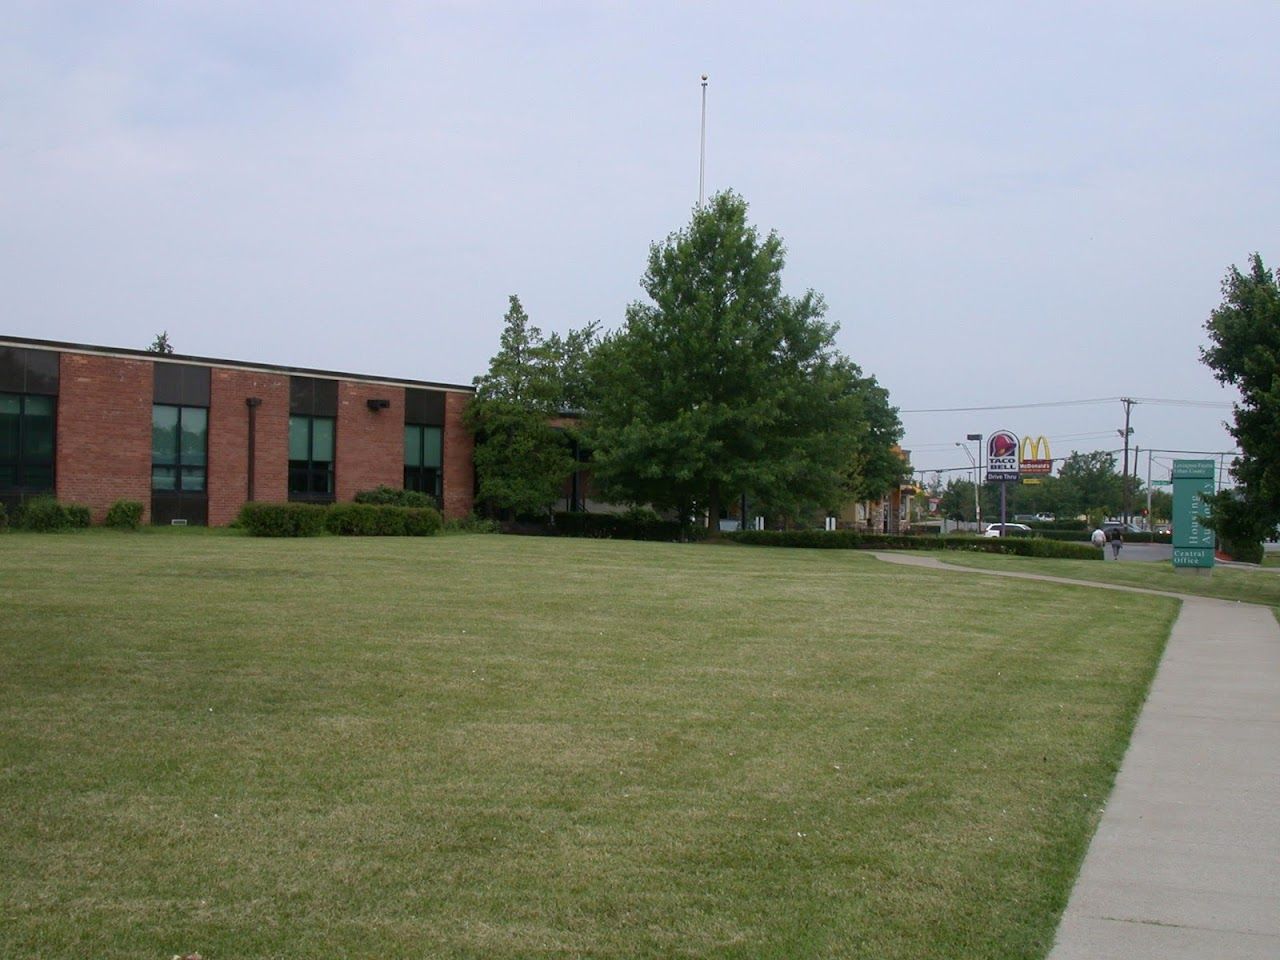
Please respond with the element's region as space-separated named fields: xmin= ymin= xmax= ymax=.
xmin=1090 ymin=526 xmax=1107 ymax=550
xmin=1109 ymin=527 xmax=1124 ymax=559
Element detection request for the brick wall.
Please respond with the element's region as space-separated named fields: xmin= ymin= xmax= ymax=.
xmin=336 ymin=381 xmax=405 ymax=501
xmin=208 ymin=368 xmax=289 ymax=525
xmin=57 ymin=353 xmax=152 ymax=523
xmin=443 ymin=391 xmax=475 ymax=519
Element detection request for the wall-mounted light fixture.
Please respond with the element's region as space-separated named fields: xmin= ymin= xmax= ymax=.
xmin=367 ymin=398 xmax=391 ymax=411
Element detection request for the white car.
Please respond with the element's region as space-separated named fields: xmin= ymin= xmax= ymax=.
xmin=983 ymin=522 xmax=1033 ymax=538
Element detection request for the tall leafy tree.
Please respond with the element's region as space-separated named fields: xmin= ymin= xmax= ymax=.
xmin=1056 ymin=451 xmax=1122 ymax=520
xmin=1201 ymin=253 xmax=1280 ymax=548
xmin=466 ymin=295 xmax=596 ymax=518
xmin=586 ymin=191 xmax=900 ymax=529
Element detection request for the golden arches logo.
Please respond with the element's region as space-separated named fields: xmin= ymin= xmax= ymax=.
xmin=1019 ymin=435 xmax=1052 ymax=475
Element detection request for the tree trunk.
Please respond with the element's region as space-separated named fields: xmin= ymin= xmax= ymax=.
xmin=707 ymin=483 xmax=721 ymax=537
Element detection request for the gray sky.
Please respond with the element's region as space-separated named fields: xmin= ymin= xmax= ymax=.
xmin=3 ymin=2 xmax=1275 ymax=481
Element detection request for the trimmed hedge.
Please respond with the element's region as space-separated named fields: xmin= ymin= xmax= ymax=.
xmin=237 ymin=501 xmax=443 ymax=537
xmin=727 ymin=529 xmax=1102 ymax=560
xmin=552 ymin=511 xmax=709 ymax=542
xmin=443 ymin=514 xmax=501 ymax=534
xmin=353 ymin=486 xmax=438 ymax=508
xmin=14 ymin=497 xmax=91 ymax=532
xmin=326 ymin=502 xmax=442 ymax=537
xmin=104 ymin=499 xmax=145 ymax=530
xmin=237 ymin=502 xmax=328 ymax=537
xmin=0 ymin=501 xmax=6 ymax=532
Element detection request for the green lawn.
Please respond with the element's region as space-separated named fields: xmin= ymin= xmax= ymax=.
xmin=1 ymin=532 xmax=1177 ymax=959
xmin=936 ymin=550 xmax=1280 ymax=608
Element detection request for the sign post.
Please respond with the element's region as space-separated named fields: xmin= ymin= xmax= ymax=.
xmin=1172 ymin=459 xmax=1215 ymax=570
xmin=987 ymin=430 xmax=1020 ymax=529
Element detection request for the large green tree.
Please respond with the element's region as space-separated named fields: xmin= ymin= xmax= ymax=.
xmin=466 ymin=295 xmax=596 ymax=518
xmin=586 ymin=191 xmax=900 ymax=529
xmin=1056 ymin=451 xmax=1122 ymax=521
xmin=1201 ymin=253 xmax=1280 ymax=547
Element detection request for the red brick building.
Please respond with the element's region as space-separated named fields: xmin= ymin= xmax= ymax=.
xmin=0 ymin=336 xmax=474 ymax=525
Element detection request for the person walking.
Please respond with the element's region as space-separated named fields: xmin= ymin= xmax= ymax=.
xmin=1110 ymin=526 xmax=1124 ymax=559
xmin=1091 ymin=526 xmax=1107 ymax=551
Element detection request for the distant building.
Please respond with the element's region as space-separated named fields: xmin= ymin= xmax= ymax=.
xmin=0 ymin=336 xmax=475 ymax=525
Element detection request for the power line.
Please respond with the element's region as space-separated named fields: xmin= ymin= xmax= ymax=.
xmin=901 ymin=397 xmax=1116 ymax=414
xmin=900 ymin=395 xmax=1234 ymax=414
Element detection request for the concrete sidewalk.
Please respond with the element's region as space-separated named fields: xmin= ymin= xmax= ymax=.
xmin=872 ymin=553 xmax=1280 ymax=959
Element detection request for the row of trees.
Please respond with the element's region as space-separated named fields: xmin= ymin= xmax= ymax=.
xmin=466 ymin=192 xmax=907 ymax=530
xmin=932 ymin=450 xmax=1172 ymax=525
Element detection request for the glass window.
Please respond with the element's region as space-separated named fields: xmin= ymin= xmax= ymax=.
xmin=152 ymin=404 xmax=207 ymax=493
xmin=403 ymin=425 xmax=420 ymax=467
xmin=403 ymin=423 xmax=443 ymax=499
xmin=288 ymin=415 xmax=335 ymax=498
xmin=423 ymin=426 xmax=442 ymax=468
xmin=152 ymin=405 xmax=179 ymax=465
xmin=289 ymin=417 xmax=309 ymax=461
xmin=0 ymin=394 xmax=18 ymax=464
xmin=0 ymin=392 xmax=56 ymax=493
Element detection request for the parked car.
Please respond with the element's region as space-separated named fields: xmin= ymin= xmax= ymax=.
xmin=1102 ymin=521 xmax=1142 ymax=534
xmin=1154 ymin=523 xmax=1172 ymax=536
xmin=983 ymin=522 xmax=1033 ymax=538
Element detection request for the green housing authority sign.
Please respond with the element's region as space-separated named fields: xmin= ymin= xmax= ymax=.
xmin=1172 ymin=459 xmax=1215 ymax=569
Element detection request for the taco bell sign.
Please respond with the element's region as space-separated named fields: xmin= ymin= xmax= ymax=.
xmin=986 ymin=430 xmax=1020 ymax=482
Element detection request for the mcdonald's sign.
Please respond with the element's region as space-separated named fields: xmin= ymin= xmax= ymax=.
xmin=1019 ymin=435 xmax=1052 ymax=477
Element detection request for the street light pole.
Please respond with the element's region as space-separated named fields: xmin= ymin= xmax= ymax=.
xmin=956 ymin=442 xmax=978 ymax=531
xmin=967 ymin=433 xmax=983 ymax=531
xmin=698 ymin=74 xmax=708 ymax=208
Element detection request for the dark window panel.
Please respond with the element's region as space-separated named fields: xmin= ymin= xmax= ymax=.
xmin=313 ymin=378 xmax=337 ymax=416
xmin=404 ymin=388 xmax=445 ymax=426
xmin=290 ymin=376 xmax=338 ymax=416
xmin=154 ymin=363 xmax=211 ymax=406
xmin=0 ymin=347 xmax=60 ymax=394
xmin=290 ymin=376 xmax=313 ymax=414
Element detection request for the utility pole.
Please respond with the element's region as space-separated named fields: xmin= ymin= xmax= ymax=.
xmin=1120 ymin=398 xmax=1134 ymax=525
xmin=698 ymin=75 xmax=708 ymax=208
xmin=1152 ymin=450 xmax=1162 ymax=527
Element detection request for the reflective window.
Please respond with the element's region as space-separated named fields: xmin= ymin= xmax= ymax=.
xmin=0 ymin=392 xmax=56 ymax=493
xmin=152 ymin=404 xmax=207 ymax=492
xmin=288 ymin=415 xmax=335 ymax=498
xmin=404 ymin=424 xmax=443 ymax=499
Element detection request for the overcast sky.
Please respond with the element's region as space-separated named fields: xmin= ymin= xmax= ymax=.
xmin=3 ymin=2 xmax=1276 ymax=481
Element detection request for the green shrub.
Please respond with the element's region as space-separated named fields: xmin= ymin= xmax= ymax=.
xmin=0 ymin=501 xmax=7 ymax=532
xmin=442 ymin=513 xmax=500 ymax=534
xmin=325 ymin=502 xmax=441 ymax=537
xmin=552 ymin=511 xmax=708 ymax=542
xmin=726 ymin=529 xmax=1101 ymax=560
xmin=1221 ymin=538 xmax=1264 ymax=564
xmin=402 ymin=506 xmax=444 ymax=537
xmin=237 ymin=502 xmax=328 ymax=537
xmin=14 ymin=496 xmax=90 ymax=532
xmin=104 ymin=500 xmax=145 ymax=530
xmin=65 ymin=504 xmax=91 ymax=528
xmin=353 ymin=486 xmax=437 ymax=508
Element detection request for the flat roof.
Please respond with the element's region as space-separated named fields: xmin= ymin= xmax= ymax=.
xmin=0 ymin=335 xmax=475 ymax=394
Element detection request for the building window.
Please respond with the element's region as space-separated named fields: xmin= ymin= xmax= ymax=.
xmin=0 ymin=392 xmax=55 ymax=492
xmin=404 ymin=424 xmax=442 ymax=500
xmin=289 ymin=415 xmax=335 ymax=498
xmin=152 ymin=404 xmax=208 ymax=492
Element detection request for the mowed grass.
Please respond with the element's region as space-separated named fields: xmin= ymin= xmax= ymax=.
xmin=0 ymin=532 xmax=1176 ymax=959
xmin=936 ymin=550 xmax=1280 ymax=608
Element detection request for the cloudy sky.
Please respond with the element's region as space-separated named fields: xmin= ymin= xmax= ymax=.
xmin=3 ymin=2 xmax=1276 ymax=480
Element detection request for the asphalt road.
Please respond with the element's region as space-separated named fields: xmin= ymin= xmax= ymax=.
xmin=1104 ymin=543 xmax=1173 ymax=563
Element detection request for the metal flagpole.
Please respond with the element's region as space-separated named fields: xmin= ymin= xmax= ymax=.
xmin=698 ymin=75 xmax=708 ymax=208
